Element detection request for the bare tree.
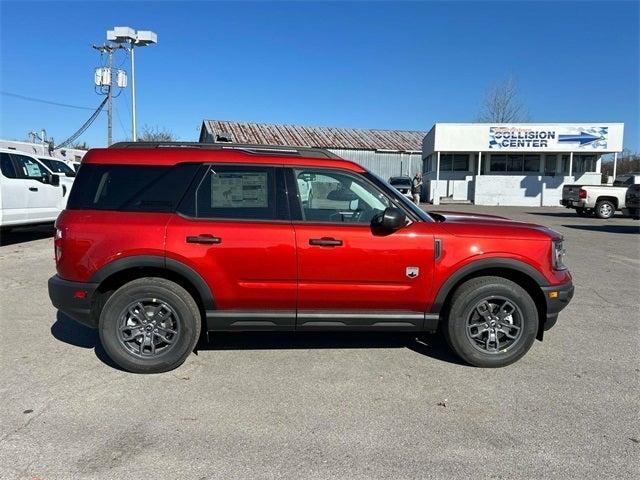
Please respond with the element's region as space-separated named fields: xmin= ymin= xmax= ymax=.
xmin=139 ymin=125 xmax=177 ymax=142
xmin=476 ymin=76 xmax=529 ymax=123
xmin=601 ymin=149 xmax=639 ymax=179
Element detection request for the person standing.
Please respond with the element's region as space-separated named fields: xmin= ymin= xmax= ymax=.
xmin=411 ymin=172 xmax=423 ymax=205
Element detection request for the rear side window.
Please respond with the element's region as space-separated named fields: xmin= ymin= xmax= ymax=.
xmin=67 ymin=164 xmax=199 ymax=212
xmin=179 ymin=165 xmax=287 ymax=221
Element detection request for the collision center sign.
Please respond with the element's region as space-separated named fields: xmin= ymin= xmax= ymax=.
xmin=489 ymin=126 xmax=609 ymax=150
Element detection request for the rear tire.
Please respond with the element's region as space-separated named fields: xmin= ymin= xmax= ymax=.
xmin=443 ymin=276 xmax=539 ymax=368
xmin=594 ymin=200 xmax=615 ymax=219
xmin=99 ymin=277 xmax=201 ymax=374
xmin=575 ymin=208 xmax=592 ymax=217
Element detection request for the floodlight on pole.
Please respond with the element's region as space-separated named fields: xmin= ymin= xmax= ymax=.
xmin=107 ymin=26 xmax=157 ymax=141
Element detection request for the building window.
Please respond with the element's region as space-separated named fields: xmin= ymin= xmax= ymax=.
xmin=544 ymin=155 xmax=557 ymax=175
xmin=489 ymin=154 xmax=540 ymax=173
xmin=574 ymin=154 xmax=597 ymax=173
xmin=561 ymin=154 xmax=597 ymax=174
xmin=439 ymin=153 xmax=469 ymax=172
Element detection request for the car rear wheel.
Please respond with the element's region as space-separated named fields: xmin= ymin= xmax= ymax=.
xmin=575 ymin=207 xmax=592 ymax=217
xmin=99 ymin=277 xmax=201 ymax=373
xmin=594 ymin=200 xmax=615 ymax=219
xmin=443 ymin=276 xmax=538 ymax=368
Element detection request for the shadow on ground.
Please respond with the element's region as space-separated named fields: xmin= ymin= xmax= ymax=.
xmin=0 ymin=224 xmax=55 ymax=246
xmin=562 ymin=224 xmax=640 ymax=234
xmin=51 ymin=312 xmax=465 ymax=371
xmin=50 ymin=312 xmax=123 ymax=370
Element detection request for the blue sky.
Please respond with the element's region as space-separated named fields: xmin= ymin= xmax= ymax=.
xmin=1 ymin=1 xmax=638 ymax=150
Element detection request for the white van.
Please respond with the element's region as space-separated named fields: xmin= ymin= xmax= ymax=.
xmin=0 ymin=148 xmax=65 ymax=231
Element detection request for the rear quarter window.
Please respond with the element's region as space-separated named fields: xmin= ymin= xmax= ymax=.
xmin=67 ymin=164 xmax=199 ymax=212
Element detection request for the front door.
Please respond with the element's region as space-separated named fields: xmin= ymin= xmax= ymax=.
xmin=0 ymin=152 xmax=29 ymax=225
xmin=12 ymin=154 xmax=61 ymax=222
xmin=289 ymin=167 xmax=435 ymax=330
xmin=166 ymin=164 xmax=297 ymax=330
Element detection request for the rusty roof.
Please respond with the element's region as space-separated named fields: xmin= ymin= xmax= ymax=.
xmin=201 ymin=120 xmax=425 ymax=152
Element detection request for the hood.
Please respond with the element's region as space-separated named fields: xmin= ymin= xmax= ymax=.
xmin=428 ymin=210 xmax=562 ymax=241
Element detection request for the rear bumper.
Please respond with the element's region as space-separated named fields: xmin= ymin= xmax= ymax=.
xmin=48 ymin=275 xmax=99 ymax=328
xmin=560 ymin=199 xmax=586 ymax=208
xmin=541 ymin=281 xmax=574 ymax=331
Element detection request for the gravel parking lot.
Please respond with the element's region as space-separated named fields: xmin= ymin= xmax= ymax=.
xmin=1 ymin=206 xmax=638 ymax=480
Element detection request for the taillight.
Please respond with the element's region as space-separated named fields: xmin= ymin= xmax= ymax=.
xmin=578 ymin=189 xmax=587 ymax=199
xmin=54 ymin=227 xmax=63 ymax=261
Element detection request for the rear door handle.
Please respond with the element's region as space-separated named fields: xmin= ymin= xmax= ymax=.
xmin=309 ymin=237 xmax=343 ymax=247
xmin=186 ymin=234 xmax=222 ymax=244
xmin=29 ymin=187 xmax=38 ymax=192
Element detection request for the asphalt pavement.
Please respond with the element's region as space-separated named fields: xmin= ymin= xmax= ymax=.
xmin=0 ymin=206 xmax=638 ymax=479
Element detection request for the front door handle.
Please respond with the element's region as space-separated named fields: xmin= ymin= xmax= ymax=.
xmin=29 ymin=187 xmax=39 ymax=192
xmin=309 ymin=237 xmax=343 ymax=247
xmin=186 ymin=234 xmax=222 ymax=244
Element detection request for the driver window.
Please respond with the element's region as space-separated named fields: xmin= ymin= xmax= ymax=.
xmin=13 ymin=155 xmax=46 ymax=181
xmin=294 ymin=169 xmax=390 ymax=223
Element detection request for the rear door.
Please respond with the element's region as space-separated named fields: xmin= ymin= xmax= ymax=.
xmin=12 ymin=153 xmax=61 ymax=221
xmin=0 ymin=152 xmax=28 ymax=225
xmin=288 ymin=167 xmax=435 ymax=330
xmin=166 ymin=164 xmax=297 ymax=330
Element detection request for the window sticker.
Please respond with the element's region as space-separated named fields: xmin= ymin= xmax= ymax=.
xmin=211 ymin=172 xmax=268 ymax=208
xmin=24 ymin=161 xmax=42 ymax=178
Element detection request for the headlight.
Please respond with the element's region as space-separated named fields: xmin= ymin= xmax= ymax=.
xmin=551 ymin=239 xmax=567 ymax=270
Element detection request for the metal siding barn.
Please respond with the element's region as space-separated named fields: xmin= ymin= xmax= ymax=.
xmin=327 ymin=149 xmax=423 ymax=179
xmin=199 ymin=120 xmax=426 ymax=181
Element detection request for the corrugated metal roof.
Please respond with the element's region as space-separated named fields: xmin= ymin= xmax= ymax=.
xmin=201 ymin=120 xmax=425 ymax=152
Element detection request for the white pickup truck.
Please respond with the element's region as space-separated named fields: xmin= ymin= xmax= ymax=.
xmin=560 ymin=173 xmax=640 ymax=219
xmin=0 ymin=148 xmax=66 ymax=231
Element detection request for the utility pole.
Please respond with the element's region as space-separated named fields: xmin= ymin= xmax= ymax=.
xmin=93 ymin=44 xmax=125 ymax=146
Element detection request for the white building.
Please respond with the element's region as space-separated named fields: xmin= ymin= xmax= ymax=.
xmin=0 ymin=139 xmax=88 ymax=163
xmin=422 ymin=123 xmax=624 ymax=206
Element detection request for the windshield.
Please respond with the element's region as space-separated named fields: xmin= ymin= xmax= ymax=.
xmin=365 ymin=172 xmax=432 ymax=222
xmin=39 ymin=158 xmax=74 ymax=174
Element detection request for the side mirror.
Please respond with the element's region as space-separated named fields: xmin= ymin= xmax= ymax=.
xmin=65 ymin=172 xmax=77 ymax=178
xmin=49 ymin=173 xmax=60 ymax=186
xmin=371 ymin=207 xmax=407 ymax=231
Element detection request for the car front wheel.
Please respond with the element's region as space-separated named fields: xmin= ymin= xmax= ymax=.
xmin=444 ymin=276 xmax=539 ymax=368
xmin=99 ymin=277 xmax=201 ymax=373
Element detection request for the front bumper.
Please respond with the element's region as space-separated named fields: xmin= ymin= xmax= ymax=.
xmin=560 ymin=199 xmax=586 ymax=209
xmin=541 ymin=280 xmax=574 ymax=331
xmin=48 ymin=275 xmax=99 ymax=328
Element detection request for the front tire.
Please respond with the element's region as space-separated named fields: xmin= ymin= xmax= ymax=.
xmin=594 ymin=200 xmax=615 ymax=219
xmin=443 ymin=276 xmax=539 ymax=368
xmin=99 ymin=277 xmax=201 ymax=373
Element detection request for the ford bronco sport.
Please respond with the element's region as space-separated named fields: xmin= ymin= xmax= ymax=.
xmin=48 ymin=142 xmax=574 ymax=373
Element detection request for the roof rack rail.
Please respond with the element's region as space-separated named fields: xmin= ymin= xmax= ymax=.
xmin=108 ymin=141 xmax=342 ymax=159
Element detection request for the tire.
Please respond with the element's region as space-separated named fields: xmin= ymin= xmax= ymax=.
xmin=575 ymin=208 xmax=592 ymax=217
xmin=594 ymin=200 xmax=615 ymax=219
xmin=443 ymin=276 xmax=539 ymax=368
xmin=99 ymin=277 xmax=201 ymax=374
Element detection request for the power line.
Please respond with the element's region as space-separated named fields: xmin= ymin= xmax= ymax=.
xmin=0 ymin=91 xmax=104 ymax=112
xmin=55 ymin=96 xmax=109 ymax=149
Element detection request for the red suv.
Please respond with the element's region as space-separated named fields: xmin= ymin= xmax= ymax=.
xmin=48 ymin=143 xmax=573 ymax=373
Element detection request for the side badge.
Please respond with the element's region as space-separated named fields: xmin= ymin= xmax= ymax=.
xmin=406 ymin=267 xmax=419 ymax=279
